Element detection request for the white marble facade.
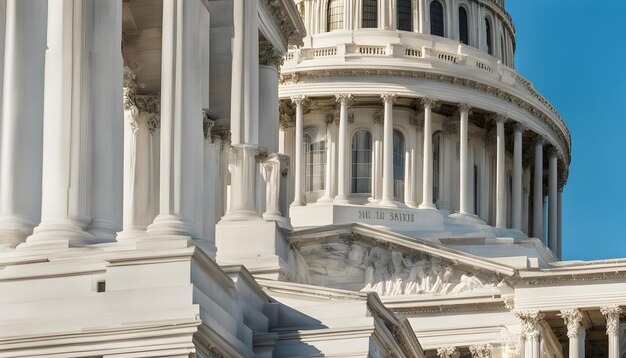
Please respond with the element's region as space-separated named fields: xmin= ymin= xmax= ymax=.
xmin=0 ymin=0 xmax=624 ymax=357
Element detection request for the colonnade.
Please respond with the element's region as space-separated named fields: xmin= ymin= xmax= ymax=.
xmin=287 ymin=93 xmax=564 ymax=251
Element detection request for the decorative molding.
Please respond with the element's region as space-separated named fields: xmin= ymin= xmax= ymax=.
xmin=335 ymin=93 xmax=353 ymax=105
xmin=469 ymin=344 xmax=493 ymax=358
xmin=324 ymin=112 xmax=335 ymax=125
xmin=558 ymin=309 xmax=583 ymax=339
xmin=373 ymin=109 xmax=384 ymax=125
xmin=437 ymin=346 xmax=459 ymax=358
xmin=419 ymin=97 xmax=436 ymax=109
xmin=348 ymin=112 xmax=355 ymax=124
xmin=380 ymin=93 xmax=397 ymax=103
xmin=515 ymin=310 xmax=544 ymax=339
xmin=202 ymin=109 xmax=215 ymax=140
xmin=290 ymin=94 xmax=309 ymax=108
xmin=443 ymin=119 xmax=457 ymax=135
xmin=391 ymin=301 xmax=507 ymax=315
xmin=123 ymin=67 xmax=160 ymax=133
xmin=600 ymin=305 xmax=622 ymax=337
xmin=457 ymin=103 xmax=472 ymax=114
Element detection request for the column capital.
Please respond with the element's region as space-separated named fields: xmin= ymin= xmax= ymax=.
xmin=291 ymin=94 xmax=309 ymax=107
xmin=436 ymin=346 xmax=459 ymax=358
xmin=335 ymin=93 xmax=353 ymax=104
xmin=420 ymin=97 xmax=436 ymax=109
xmin=515 ymin=310 xmax=544 ymax=339
xmin=512 ymin=122 xmax=526 ymax=133
xmin=546 ymin=146 xmax=559 ymax=159
xmin=559 ymin=308 xmax=583 ymax=339
xmin=533 ymin=135 xmax=547 ymax=147
xmin=601 ymin=305 xmax=622 ymax=337
xmin=409 ymin=113 xmax=424 ymax=129
xmin=469 ymin=344 xmax=493 ymax=358
xmin=259 ymin=41 xmax=284 ymax=69
xmin=347 ymin=112 xmax=355 ymax=124
xmin=380 ymin=93 xmax=397 ymax=103
xmin=490 ymin=113 xmax=508 ymax=124
xmin=457 ymin=103 xmax=472 ymax=114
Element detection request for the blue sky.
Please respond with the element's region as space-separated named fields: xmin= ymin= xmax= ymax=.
xmin=506 ymin=1 xmax=626 ymax=260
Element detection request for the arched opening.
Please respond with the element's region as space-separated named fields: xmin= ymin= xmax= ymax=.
xmin=362 ymin=0 xmax=378 ymax=28
xmin=433 ymin=131 xmax=442 ymax=204
xmin=459 ymin=7 xmax=469 ymax=45
xmin=352 ymin=130 xmax=372 ymax=194
xmin=304 ymin=127 xmax=326 ymax=192
xmin=327 ymin=0 xmax=344 ymax=31
xmin=485 ymin=17 xmax=493 ymax=55
xmin=397 ymin=0 xmax=412 ymax=31
xmin=430 ymin=1 xmax=445 ymax=37
xmin=393 ymin=130 xmax=405 ymax=200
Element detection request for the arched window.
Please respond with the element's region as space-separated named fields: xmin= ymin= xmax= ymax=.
xmin=430 ymin=1 xmax=444 ymax=37
xmin=304 ymin=128 xmax=326 ymax=192
xmin=397 ymin=0 xmax=412 ymax=31
xmin=351 ymin=130 xmax=372 ymax=194
xmin=433 ymin=131 xmax=442 ymax=204
xmin=485 ymin=17 xmax=493 ymax=55
xmin=459 ymin=7 xmax=469 ymax=45
xmin=327 ymin=0 xmax=344 ymax=31
xmin=362 ymin=0 xmax=377 ymax=28
xmin=393 ymin=130 xmax=405 ymax=200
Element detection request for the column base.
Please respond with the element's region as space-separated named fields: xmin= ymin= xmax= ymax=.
xmin=378 ymin=199 xmax=398 ymax=208
xmin=334 ymin=196 xmax=350 ymax=204
xmin=116 ymin=228 xmax=149 ymax=241
xmin=262 ymin=213 xmax=293 ymax=231
xmin=146 ymin=214 xmax=196 ymax=238
xmin=86 ymin=219 xmax=120 ymax=243
xmin=221 ymin=209 xmax=264 ymax=222
xmin=290 ymin=200 xmax=305 ymax=207
xmin=419 ymin=202 xmax=437 ymax=210
xmin=0 ymin=215 xmax=37 ymax=250
xmin=19 ymin=220 xmax=96 ymax=251
xmin=317 ymin=195 xmax=334 ymax=204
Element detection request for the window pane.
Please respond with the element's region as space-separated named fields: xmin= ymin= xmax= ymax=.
xmin=459 ymin=7 xmax=469 ymax=45
xmin=397 ymin=0 xmax=412 ymax=31
xmin=351 ymin=130 xmax=372 ymax=194
xmin=393 ymin=130 xmax=405 ymax=200
xmin=430 ymin=1 xmax=444 ymax=37
xmin=433 ymin=131 xmax=441 ymax=203
xmin=328 ymin=0 xmax=344 ymax=31
xmin=304 ymin=132 xmax=326 ymax=191
xmin=485 ymin=18 xmax=493 ymax=55
xmin=362 ymin=0 xmax=377 ymax=28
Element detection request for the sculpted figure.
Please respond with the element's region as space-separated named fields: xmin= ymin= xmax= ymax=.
xmin=367 ymin=246 xmax=391 ymax=295
xmin=449 ymin=274 xmax=486 ymax=295
xmin=389 ymin=251 xmax=405 ymax=295
xmin=405 ymin=259 xmax=427 ymax=294
xmin=439 ymin=267 xmax=454 ymax=295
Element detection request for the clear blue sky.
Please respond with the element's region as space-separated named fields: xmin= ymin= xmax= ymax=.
xmin=506 ymin=1 xmax=626 ymax=260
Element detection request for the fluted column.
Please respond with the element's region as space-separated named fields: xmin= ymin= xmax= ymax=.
xmin=371 ymin=110 xmax=383 ymax=202
xmin=87 ymin=0 xmax=123 ymax=242
xmin=25 ymin=0 xmax=96 ymax=248
xmin=558 ymin=189 xmax=563 ymax=258
xmin=334 ymin=94 xmax=352 ymax=203
xmin=458 ymin=103 xmax=471 ymax=214
xmin=516 ymin=310 xmax=544 ymax=358
xmin=469 ymin=344 xmax=493 ymax=358
xmin=512 ymin=123 xmax=524 ymax=231
xmin=0 ymin=0 xmax=46 ymax=249
xmin=559 ymin=309 xmax=585 ymax=358
xmin=601 ymin=305 xmax=622 ymax=358
xmin=290 ymin=95 xmax=306 ymax=206
xmin=319 ymin=114 xmax=334 ymax=202
xmin=419 ymin=98 xmax=437 ymax=209
xmin=547 ymin=147 xmax=558 ymax=254
xmin=495 ymin=116 xmax=506 ymax=228
xmin=147 ymin=0 xmax=208 ymax=235
xmin=532 ymin=138 xmax=545 ymax=239
xmin=380 ymin=93 xmax=396 ymax=207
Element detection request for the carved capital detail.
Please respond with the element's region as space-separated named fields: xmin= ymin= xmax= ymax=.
xmin=534 ymin=135 xmax=547 ymax=147
xmin=469 ymin=344 xmax=493 ymax=358
xmin=291 ymin=95 xmax=308 ymax=108
xmin=601 ymin=305 xmax=622 ymax=337
xmin=373 ymin=109 xmax=384 ymax=125
xmin=202 ymin=109 xmax=215 ymax=140
xmin=457 ymin=103 xmax=472 ymax=114
xmin=513 ymin=122 xmax=526 ymax=133
xmin=348 ymin=112 xmax=355 ymax=124
xmin=325 ymin=112 xmax=335 ymax=125
xmin=546 ymin=146 xmax=559 ymax=159
xmin=515 ymin=310 xmax=544 ymax=339
xmin=380 ymin=93 xmax=397 ymax=103
xmin=559 ymin=309 xmax=583 ymax=339
xmin=259 ymin=41 xmax=284 ymax=68
xmin=420 ymin=97 xmax=436 ymax=109
xmin=437 ymin=346 xmax=459 ymax=358
xmin=335 ymin=93 xmax=353 ymax=105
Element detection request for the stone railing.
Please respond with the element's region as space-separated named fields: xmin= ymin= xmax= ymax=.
xmin=356 ymin=45 xmax=386 ymax=56
xmin=313 ymin=47 xmax=337 ymax=57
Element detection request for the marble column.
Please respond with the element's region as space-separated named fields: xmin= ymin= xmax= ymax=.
xmin=458 ymin=103 xmax=471 ymax=215
xmin=516 ymin=310 xmax=544 ymax=358
xmin=334 ymin=94 xmax=352 ymax=203
xmin=25 ymin=0 xmax=97 ymax=248
xmin=290 ymin=95 xmax=307 ymax=206
xmin=87 ymin=0 xmax=123 ymax=242
xmin=512 ymin=123 xmax=524 ymax=231
xmin=0 ymin=0 xmax=47 ymax=249
xmin=547 ymin=147 xmax=558 ymax=254
xmin=469 ymin=344 xmax=493 ymax=358
xmin=371 ymin=110 xmax=383 ymax=202
xmin=558 ymin=189 xmax=563 ymax=259
xmin=147 ymin=0 xmax=208 ymax=235
xmin=601 ymin=305 xmax=622 ymax=358
xmin=380 ymin=93 xmax=396 ymax=207
xmin=559 ymin=309 xmax=584 ymax=358
xmin=419 ymin=98 xmax=437 ymax=209
xmin=319 ymin=113 xmax=334 ymax=202
xmin=532 ymin=138 xmax=545 ymax=239
xmin=495 ymin=116 xmax=506 ymax=228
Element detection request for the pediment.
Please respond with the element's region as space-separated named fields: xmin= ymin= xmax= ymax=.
xmin=287 ymin=224 xmax=517 ymax=297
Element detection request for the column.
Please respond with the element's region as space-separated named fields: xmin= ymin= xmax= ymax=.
xmin=558 ymin=189 xmax=563 ymax=258
xmin=290 ymin=95 xmax=306 ymax=206
xmin=319 ymin=113 xmax=334 ymax=202
xmin=516 ymin=310 xmax=544 ymax=358
xmin=601 ymin=305 xmax=622 ymax=358
xmin=87 ymin=0 xmax=124 ymax=242
xmin=559 ymin=309 xmax=585 ymax=358
xmin=258 ymin=42 xmax=281 ymax=154
xmin=512 ymin=123 xmax=524 ymax=231
xmin=469 ymin=344 xmax=493 ymax=358
xmin=380 ymin=93 xmax=396 ymax=207
xmin=532 ymin=138 xmax=544 ymax=239
xmin=371 ymin=110 xmax=383 ymax=202
xmin=437 ymin=346 xmax=459 ymax=358
xmin=419 ymin=98 xmax=437 ymax=209
xmin=25 ymin=0 xmax=96 ymax=248
xmin=147 ymin=0 xmax=208 ymax=235
xmin=458 ymin=103 xmax=471 ymax=214
xmin=547 ymin=147 xmax=558 ymax=254
xmin=0 ymin=0 xmax=47 ymax=249
xmin=495 ymin=116 xmax=506 ymax=228
xmin=334 ymin=94 xmax=352 ymax=203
